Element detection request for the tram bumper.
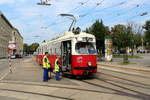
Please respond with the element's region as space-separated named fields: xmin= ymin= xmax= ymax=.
xmin=73 ymin=66 xmax=97 ymax=75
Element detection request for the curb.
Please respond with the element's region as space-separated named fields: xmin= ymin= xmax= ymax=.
xmin=98 ymin=63 xmax=150 ymax=73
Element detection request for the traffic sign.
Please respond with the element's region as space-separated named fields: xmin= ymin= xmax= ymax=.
xmin=8 ymin=44 xmax=16 ymax=49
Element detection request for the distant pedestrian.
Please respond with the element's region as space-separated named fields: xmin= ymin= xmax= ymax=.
xmin=54 ymin=56 xmax=61 ymax=81
xmin=43 ymin=52 xmax=50 ymax=82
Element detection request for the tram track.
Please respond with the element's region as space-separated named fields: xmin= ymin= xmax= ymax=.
xmin=97 ymin=72 xmax=150 ymax=88
xmin=98 ymin=67 xmax=150 ymax=79
xmin=79 ymin=71 xmax=150 ymax=100
xmin=0 ymin=80 xmax=113 ymax=94
xmin=81 ymin=78 xmax=150 ymax=100
xmin=0 ymin=88 xmax=73 ymax=100
xmin=0 ymin=76 xmax=149 ymax=100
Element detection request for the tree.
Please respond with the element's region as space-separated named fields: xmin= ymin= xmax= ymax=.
xmin=143 ymin=20 xmax=150 ymax=48
xmin=29 ymin=43 xmax=39 ymax=54
xmin=111 ymin=24 xmax=134 ymax=63
xmin=23 ymin=43 xmax=39 ymax=54
xmin=127 ymin=22 xmax=143 ymax=48
xmin=86 ymin=20 xmax=109 ymax=54
xmin=111 ymin=24 xmax=132 ymax=49
xmin=23 ymin=43 xmax=29 ymax=54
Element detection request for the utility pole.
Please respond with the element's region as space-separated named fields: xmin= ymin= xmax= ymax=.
xmin=141 ymin=38 xmax=144 ymax=49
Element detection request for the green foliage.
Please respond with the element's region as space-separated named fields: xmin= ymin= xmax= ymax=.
xmin=143 ymin=20 xmax=150 ymax=46
xmin=29 ymin=43 xmax=39 ymax=54
xmin=133 ymin=33 xmax=142 ymax=47
xmin=113 ymin=55 xmax=141 ymax=59
xmin=23 ymin=43 xmax=29 ymax=54
xmin=119 ymin=62 xmax=136 ymax=65
xmin=111 ymin=24 xmax=134 ymax=49
xmin=86 ymin=20 xmax=109 ymax=53
xmin=23 ymin=43 xmax=39 ymax=54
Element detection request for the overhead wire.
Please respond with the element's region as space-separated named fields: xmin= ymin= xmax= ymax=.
xmin=77 ymin=0 xmax=105 ymax=27
xmin=104 ymin=4 xmax=141 ymax=23
xmin=77 ymin=0 xmax=128 ymax=27
xmin=67 ymin=0 xmax=90 ymax=13
xmin=44 ymin=0 xmax=91 ymax=31
xmin=84 ymin=1 xmax=149 ymax=27
xmin=77 ymin=0 xmax=127 ymax=28
xmin=91 ymin=1 xmax=127 ymax=19
xmin=37 ymin=0 xmax=150 ymax=33
xmin=106 ymin=3 xmax=150 ymax=26
xmin=127 ymin=12 xmax=149 ymax=21
xmin=79 ymin=0 xmax=105 ymax=17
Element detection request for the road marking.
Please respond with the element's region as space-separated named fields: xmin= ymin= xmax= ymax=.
xmin=0 ymin=71 xmax=10 ymax=81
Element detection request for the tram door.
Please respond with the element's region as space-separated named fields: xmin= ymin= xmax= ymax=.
xmin=61 ymin=41 xmax=72 ymax=72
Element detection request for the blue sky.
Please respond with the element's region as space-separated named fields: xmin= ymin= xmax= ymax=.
xmin=0 ymin=0 xmax=150 ymax=44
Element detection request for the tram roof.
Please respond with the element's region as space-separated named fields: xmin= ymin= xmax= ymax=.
xmin=40 ymin=31 xmax=95 ymax=46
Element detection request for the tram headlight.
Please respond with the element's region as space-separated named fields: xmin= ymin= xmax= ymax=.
xmin=88 ymin=61 xmax=92 ymax=66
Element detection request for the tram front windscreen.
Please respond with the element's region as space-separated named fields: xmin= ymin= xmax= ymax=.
xmin=75 ymin=42 xmax=97 ymax=55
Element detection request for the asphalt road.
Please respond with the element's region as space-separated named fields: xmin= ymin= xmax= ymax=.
xmin=0 ymin=58 xmax=22 ymax=80
xmin=83 ymin=68 xmax=150 ymax=100
xmin=135 ymin=54 xmax=150 ymax=66
xmin=0 ymin=59 xmax=9 ymax=79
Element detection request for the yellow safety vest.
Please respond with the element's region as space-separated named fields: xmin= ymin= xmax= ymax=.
xmin=55 ymin=58 xmax=59 ymax=72
xmin=43 ymin=55 xmax=50 ymax=69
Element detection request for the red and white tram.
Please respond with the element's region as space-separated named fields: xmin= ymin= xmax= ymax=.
xmin=36 ymin=14 xmax=97 ymax=76
xmin=36 ymin=29 xmax=97 ymax=76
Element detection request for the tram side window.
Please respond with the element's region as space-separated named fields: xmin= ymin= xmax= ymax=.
xmin=42 ymin=47 xmax=44 ymax=55
xmin=48 ymin=46 xmax=51 ymax=54
xmin=37 ymin=49 xmax=39 ymax=54
xmin=40 ymin=48 xmax=41 ymax=55
xmin=50 ymin=49 xmax=52 ymax=54
xmin=41 ymin=48 xmax=43 ymax=54
xmin=55 ymin=48 xmax=56 ymax=55
xmin=51 ymin=48 xmax=53 ymax=55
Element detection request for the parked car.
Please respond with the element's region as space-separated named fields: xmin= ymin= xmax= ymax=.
xmin=10 ymin=55 xmax=16 ymax=59
xmin=113 ymin=50 xmax=120 ymax=54
xmin=137 ymin=49 xmax=150 ymax=53
xmin=16 ymin=54 xmax=23 ymax=58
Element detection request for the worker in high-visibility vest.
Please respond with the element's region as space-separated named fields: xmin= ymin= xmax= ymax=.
xmin=55 ymin=56 xmax=60 ymax=80
xmin=43 ymin=52 xmax=50 ymax=82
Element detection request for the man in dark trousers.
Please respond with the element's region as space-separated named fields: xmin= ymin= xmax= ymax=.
xmin=54 ymin=56 xmax=61 ymax=80
xmin=42 ymin=52 xmax=50 ymax=82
